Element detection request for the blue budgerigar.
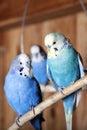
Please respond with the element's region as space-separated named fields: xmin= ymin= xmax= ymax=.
xmin=44 ymin=32 xmax=84 ymax=130
xmin=30 ymin=45 xmax=49 ymax=85
xmin=4 ymin=53 xmax=44 ymax=130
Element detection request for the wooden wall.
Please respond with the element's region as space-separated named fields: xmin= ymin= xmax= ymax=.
xmin=1 ymin=12 xmax=87 ymax=130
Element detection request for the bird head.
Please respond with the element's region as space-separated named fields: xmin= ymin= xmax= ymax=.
xmin=44 ymin=32 xmax=69 ymax=58
xmin=10 ymin=53 xmax=33 ymax=78
xmin=30 ymin=45 xmax=44 ymax=62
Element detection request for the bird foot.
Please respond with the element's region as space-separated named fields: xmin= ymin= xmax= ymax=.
xmin=31 ymin=106 xmax=35 ymax=115
xmin=16 ymin=115 xmax=22 ymax=127
xmin=58 ymin=87 xmax=65 ymax=95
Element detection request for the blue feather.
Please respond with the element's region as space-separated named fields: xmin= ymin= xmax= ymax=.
xmin=30 ymin=45 xmax=49 ymax=85
xmin=45 ymin=32 xmax=84 ymax=130
xmin=32 ymin=59 xmax=48 ymax=85
xmin=4 ymin=53 xmax=43 ymax=130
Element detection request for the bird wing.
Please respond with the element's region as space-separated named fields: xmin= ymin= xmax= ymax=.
xmin=77 ymin=54 xmax=84 ymax=78
xmin=74 ymin=54 xmax=84 ymax=108
xmin=47 ymin=63 xmax=59 ymax=90
xmin=47 ymin=64 xmax=52 ymax=81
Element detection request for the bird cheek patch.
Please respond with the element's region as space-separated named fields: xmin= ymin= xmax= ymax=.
xmin=18 ymin=67 xmax=29 ymax=78
xmin=48 ymin=48 xmax=58 ymax=58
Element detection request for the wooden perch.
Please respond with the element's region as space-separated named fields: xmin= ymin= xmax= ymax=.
xmin=40 ymin=83 xmax=56 ymax=92
xmin=8 ymin=75 xmax=87 ymax=130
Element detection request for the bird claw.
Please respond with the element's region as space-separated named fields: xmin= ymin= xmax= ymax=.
xmin=31 ymin=106 xmax=35 ymax=115
xmin=16 ymin=115 xmax=22 ymax=127
xmin=58 ymin=87 xmax=65 ymax=95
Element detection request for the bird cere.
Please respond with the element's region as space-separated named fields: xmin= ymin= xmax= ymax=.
xmin=4 ymin=32 xmax=85 ymax=130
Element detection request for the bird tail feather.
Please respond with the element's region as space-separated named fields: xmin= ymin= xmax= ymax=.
xmin=30 ymin=114 xmax=44 ymax=130
xmin=74 ymin=89 xmax=82 ymax=109
xmin=65 ymin=113 xmax=72 ymax=130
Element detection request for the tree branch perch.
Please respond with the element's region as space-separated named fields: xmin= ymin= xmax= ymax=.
xmin=8 ymin=75 xmax=87 ymax=130
xmin=40 ymin=83 xmax=56 ymax=92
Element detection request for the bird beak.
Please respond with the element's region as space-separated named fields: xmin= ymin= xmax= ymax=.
xmin=47 ymin=49 xmax=51 ymax=58
xmin=47 ymin=48 xmax=50 ymax=53
xmin=29 ymin=65 xmax=33 ymax=78
xmin=26 ymin=62 xmax=31 ymax=68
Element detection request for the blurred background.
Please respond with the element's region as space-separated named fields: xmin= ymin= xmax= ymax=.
xmin=0 ymin=0 xmax=87 ymax=130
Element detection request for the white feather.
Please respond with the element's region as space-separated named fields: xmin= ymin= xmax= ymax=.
xmin=30 ymin=45 xmax=44 ymax=62
xmin=30 ymin=45 xmax=40 ymax=55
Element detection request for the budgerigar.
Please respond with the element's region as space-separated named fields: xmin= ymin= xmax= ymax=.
xmin=44 ymin=32 xmax=84 ymax=130
xmin=4 ymin=53 xmax=44 ymax=130
xmin=30 ymin=45 xmax=49 ymax=85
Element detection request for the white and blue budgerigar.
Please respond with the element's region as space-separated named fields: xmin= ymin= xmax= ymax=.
xmin=44 ymin=32 xmax=84 ymax=130
xmin=4 ymin=53 xmax=44 ymax=130
xmin=30 ymin=45 xmax=49 ymax=85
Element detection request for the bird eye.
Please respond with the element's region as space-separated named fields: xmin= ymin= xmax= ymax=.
xmin=53 ymin=42 xmax=56 ymax=45
xmin=20 ymin=62 xmax=22 ymax=65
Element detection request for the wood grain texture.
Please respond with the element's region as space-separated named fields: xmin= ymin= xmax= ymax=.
xmin=76 ymin=12 xmax=87 ymax=67
xmin=0 ymin=0 xmax=87 ymax=29
xmin=0 ymin=45 xmax=5 ymax=130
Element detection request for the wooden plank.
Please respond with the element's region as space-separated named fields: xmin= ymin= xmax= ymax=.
xmin=0 ymin=46 xmax=5 ymax=130
xmin=0 ymin=0 xmax=87 ymax=30
xmin=76 ymin=12 xmax=87 ymax=67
